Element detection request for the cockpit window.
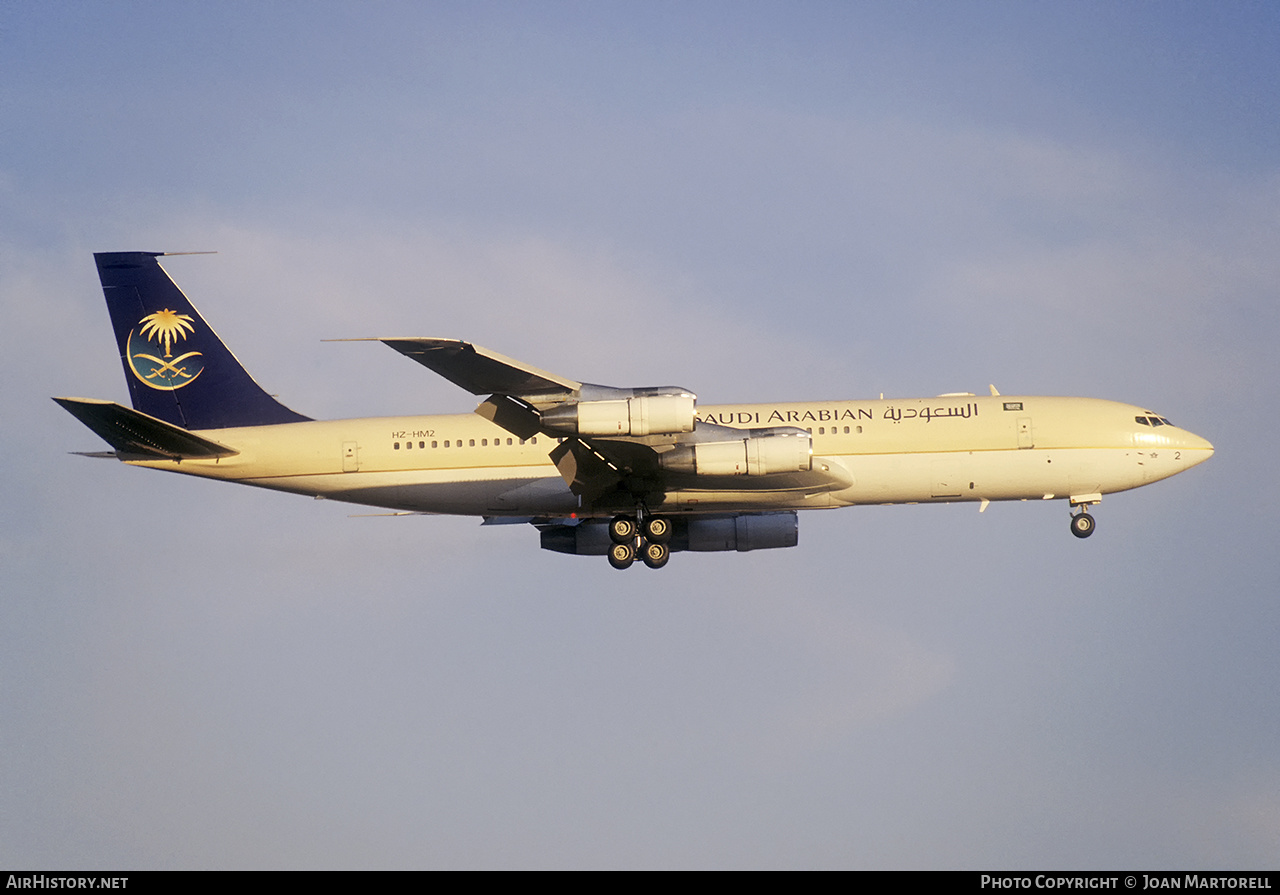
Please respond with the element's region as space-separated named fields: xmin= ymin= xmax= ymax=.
xmin=1136 ymin=416 xmax=1150 ymax=426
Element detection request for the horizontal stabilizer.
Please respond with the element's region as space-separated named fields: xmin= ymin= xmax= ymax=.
xmin=53 ymin=397 xmax=238 ymax=460
xmin=375 ymin=338 xmax=580 ymax=397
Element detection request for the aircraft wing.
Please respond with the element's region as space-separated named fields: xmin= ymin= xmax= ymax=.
xmin=376 ymin=338 xmax=852 ymax=501
xmin=378 ymin=338 xmax=580 ymax=398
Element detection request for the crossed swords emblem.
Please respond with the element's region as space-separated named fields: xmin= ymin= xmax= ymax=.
xmin=131 ymin=349 xmax=204 ymax=382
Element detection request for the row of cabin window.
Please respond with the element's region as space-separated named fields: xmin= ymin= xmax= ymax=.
xmin=394 ymin=437 xmax=539 ymax=450
xmin=392 ymin=429 xmax=866 ymax=450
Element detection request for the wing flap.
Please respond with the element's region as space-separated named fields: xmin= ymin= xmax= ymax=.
xmin=474 ymin=394 xmax=543 ymax=439
xmin=549 ymin=438 xmax=624 ymax=499
xmin=54 ymin=397 xmax=239 ymax=460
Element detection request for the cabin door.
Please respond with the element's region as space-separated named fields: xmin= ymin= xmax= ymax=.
xmin=342 ymin=441 xmax=360 ymax=472
xmin=1017 ymin=417 xmax=1034 ymax=449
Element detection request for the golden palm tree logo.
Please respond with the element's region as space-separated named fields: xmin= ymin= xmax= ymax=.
xmin=138 ymin=308 xmax=196 ymax=358
xmin=127 ymin=308 xmax=205 ymax=390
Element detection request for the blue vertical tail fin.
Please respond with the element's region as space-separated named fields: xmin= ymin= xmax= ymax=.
xmin=95 ymin=252 xmax=310 ymax=429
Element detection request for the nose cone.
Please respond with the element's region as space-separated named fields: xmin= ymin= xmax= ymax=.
xmin=1175 ymin=428 xmax=1214 ymax=467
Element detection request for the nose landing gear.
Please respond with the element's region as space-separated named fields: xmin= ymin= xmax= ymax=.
xmin=1068 ymin=494 xmax=1101 ymax=539
xmin=1070 ymin=508 xmax=1096 ymax=539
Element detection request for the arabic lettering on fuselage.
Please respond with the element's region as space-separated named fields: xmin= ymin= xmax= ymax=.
xmin=696 ymin=403 xmax=979 ymax=426
xmin=881 ymin=403 xmax=979 ymax=423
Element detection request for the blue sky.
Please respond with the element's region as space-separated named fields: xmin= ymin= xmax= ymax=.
xmin=2 ymin=1 xmax=1278 ymax=869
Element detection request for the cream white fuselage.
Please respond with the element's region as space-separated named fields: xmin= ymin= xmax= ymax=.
xmin=129 ymin=394 xmax=1214 ymax=518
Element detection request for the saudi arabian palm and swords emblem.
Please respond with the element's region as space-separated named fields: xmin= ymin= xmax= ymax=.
xmin=126 ymin=308 xmax=205 ymax=389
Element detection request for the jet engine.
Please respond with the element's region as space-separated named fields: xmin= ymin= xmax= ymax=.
xmin=540 ymin=394 xmax=697 ymax=437
xmin=682 ymin=512 xmax=799 ymax=552
xmin=539 ymin=521 xmax=614 ymax=556
xmin=659 ymin=428 xmax=812 ymax=476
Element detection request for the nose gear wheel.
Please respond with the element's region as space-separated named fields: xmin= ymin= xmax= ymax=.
xmin=1070 ymin=510 xmax=1095 ymax=539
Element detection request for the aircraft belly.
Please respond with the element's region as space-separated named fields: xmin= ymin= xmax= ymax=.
xmin=129 ymin=443 xmax=1189 ymax=518
xmin=248 ymin=468 xmax=576 ymax=515
xmin=829 ymin=448 xmax=1149 ymax=505
xmin=663 ymin=490 xmax=836 ymax=512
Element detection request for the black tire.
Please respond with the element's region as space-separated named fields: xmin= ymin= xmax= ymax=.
xmin=641 ymin=541 xmax=670 ymax=569
xmin=1070 ymin=512 xmax=1096 ymax=539
xmin=643 ymin=515 xmax=672 ymax=544
xmin=608 ymin=542 xmax=635 ymax=570
xmin=609 ymin=515 xmax=638 ymax=544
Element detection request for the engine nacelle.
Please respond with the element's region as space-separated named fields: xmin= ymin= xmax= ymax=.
xmin=683 ymin=512 xmax=798 ymax=552
xmin=541 ymin=394 xmax=697 ymax=437
xmin=540 ymin=522 xmax=613 ymax=555
xmin=660 ymin=428 xmax=812 ymax=476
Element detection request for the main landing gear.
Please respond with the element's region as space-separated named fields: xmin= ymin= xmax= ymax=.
xmin=607 ymin=512 xmax=671 ymax=570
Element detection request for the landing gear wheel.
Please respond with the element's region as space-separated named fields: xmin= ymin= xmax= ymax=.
xmin=642 ymin=515 xmax=672 ymax=544
xmin=608 ymin=542 xmax=636 ymax=570
xmin=641 ymin=541 xmax=670 ymax=569
xmin=1070 ymin=512 xmax=1096 ymax=539
xmin=609 ymin=515 xmax=638 ymax=544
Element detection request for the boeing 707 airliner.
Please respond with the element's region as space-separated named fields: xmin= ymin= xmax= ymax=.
xmin=56 ymin=252 xmax=1214 ymax=569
